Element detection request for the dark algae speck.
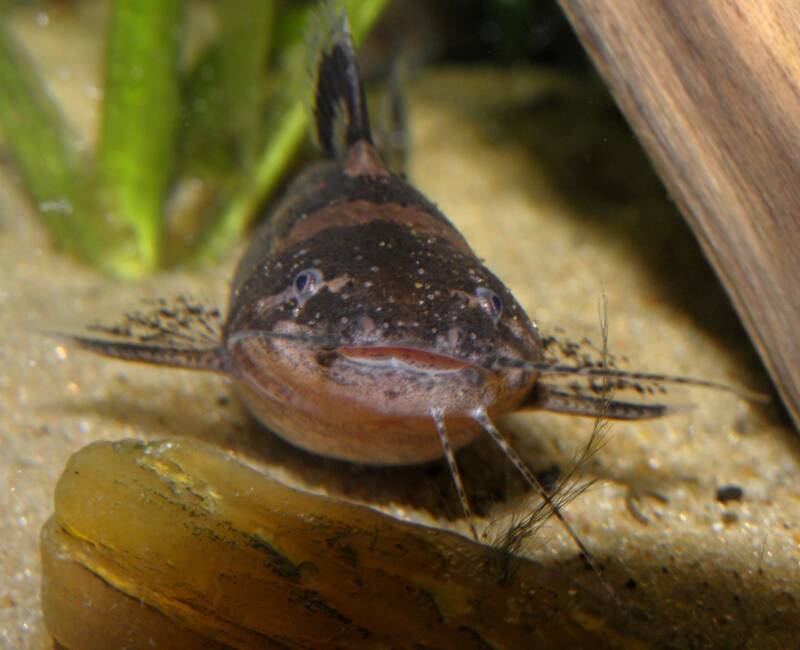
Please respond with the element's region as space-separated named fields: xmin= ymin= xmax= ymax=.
xmin=716 ymin=485 xmax=744 ymax=503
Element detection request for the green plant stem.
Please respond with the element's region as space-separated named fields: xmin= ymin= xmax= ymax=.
xmin=168 ymin=1 xmax=276 ymax=263
xmin=180 ymin=1 xmax=275 ymax=178
xmin=96 ymin=0 xmax=183 ymax=277
xmin=346 ymin=0 xmax=390 ymax=40
xmin=189 ymin=102 xmax=307 ymax=264
xmin=0 ymin=24 xmax=84 ymax=253
xmin=219 ymin=1 xmax=275 ymax=167
xmin=189 ymin=0 xmax=388 ymax=265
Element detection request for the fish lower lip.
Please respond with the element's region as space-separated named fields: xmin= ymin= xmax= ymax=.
xmin=337 ymin=346 xmax=474 ymax=372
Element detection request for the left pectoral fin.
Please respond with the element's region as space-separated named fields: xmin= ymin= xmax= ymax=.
xmin=56 ymin=333 xmax=226 ymax=373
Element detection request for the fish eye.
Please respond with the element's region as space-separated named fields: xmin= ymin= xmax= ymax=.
xmin=293 ymin=268 xmax=322 ymax=300
xmin=476 ymin=287 xmax=503 ymax=323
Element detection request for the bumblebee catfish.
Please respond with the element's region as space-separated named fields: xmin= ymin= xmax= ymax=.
xmin=68 ymin=5 xmax=758 ymax=554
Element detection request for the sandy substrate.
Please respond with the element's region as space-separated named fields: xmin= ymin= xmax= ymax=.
xmin=2 ymin=5 xmax=799 ymax=649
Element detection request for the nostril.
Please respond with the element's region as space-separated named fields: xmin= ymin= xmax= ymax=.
xmin=447 ymin=326 xmax=463 ymax=348
xmin=357 ymin=316 xmax=377 ymax=335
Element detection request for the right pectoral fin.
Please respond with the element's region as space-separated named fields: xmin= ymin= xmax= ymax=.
xmin=524 ymin=383 xmax=691 ymax=420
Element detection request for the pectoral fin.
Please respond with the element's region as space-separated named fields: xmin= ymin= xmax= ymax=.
xmin=523 ymin=383 xmax=690 ymax=420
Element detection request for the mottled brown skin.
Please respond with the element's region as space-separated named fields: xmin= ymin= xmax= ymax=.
xmin=224 ymin=143 xmax=543 ymax=464
xmin=66 ymin=9 xmax=735 ymax=466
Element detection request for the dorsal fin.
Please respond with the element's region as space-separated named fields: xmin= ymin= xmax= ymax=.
xmin=307 ymin=2 xmax=373 ymax=160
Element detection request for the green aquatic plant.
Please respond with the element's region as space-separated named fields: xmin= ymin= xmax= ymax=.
xmin=0 ymin=0 xmax=386 ymax=277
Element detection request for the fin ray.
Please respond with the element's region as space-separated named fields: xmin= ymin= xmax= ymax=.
xmin=56 ymin=334 xmax=225 ymax=372
xmin=524 ymin=383 xmax=690 ymax=420
xmin=495 ymin=356 xmax=768 ymax=403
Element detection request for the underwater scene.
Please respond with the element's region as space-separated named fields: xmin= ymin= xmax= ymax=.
xmin=1 ymin=1 xmax=799 ymax=648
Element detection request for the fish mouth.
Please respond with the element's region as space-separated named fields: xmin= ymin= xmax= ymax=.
xmin=225 ymin=331 xmax=500 ymax=374
xmin=337 ymin=345 xmax=481 ymax=373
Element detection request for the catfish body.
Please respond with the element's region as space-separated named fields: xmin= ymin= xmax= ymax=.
xmin=68 ymin=5 xmax=744 ymax=471
xmin=225 ymin=141 xmax=541 ymax=463
xmin=63 ymin=3 xmax=762 ymax=577
xmin=212 ymin=5 xmax=557 ymax=465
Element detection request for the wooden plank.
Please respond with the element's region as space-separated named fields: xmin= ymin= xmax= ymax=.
xmin=557 ymin=0 xmax=800 ymax=431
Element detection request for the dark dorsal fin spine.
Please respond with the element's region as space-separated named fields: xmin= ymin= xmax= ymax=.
xmin=308 ymin=3 xmax=372 ymax=160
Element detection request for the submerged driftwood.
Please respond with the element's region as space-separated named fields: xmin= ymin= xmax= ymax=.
xmin=40 ymin=439 xmax=626 ymax=649
xmin=558 ymin=0 xmax=800 ymax=431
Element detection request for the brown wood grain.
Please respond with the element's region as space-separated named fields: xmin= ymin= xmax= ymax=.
xmin=557 ymin=0 xmax=800 ymax=431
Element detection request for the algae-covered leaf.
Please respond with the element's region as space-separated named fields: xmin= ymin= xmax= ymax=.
xmin=94 ymin=0 xmax=183 ymax=276
xmin=188 ymin=0 xmax=389 ymax=264
xmin=0 ymin=24 xmax=86 ymax=253
xmin=41 ymin=438 xmax=629 ymax=649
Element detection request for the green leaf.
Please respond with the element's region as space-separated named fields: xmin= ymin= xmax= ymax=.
xmin=218 ymin=1 xmax=275 ymax=167
xmin=0 ymin=24 xmax=85 ymax=253
xmin=180 ymin=1 xmax=275 ymax=179
xmin=95 ymin=0 xmax=183 ymax=276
